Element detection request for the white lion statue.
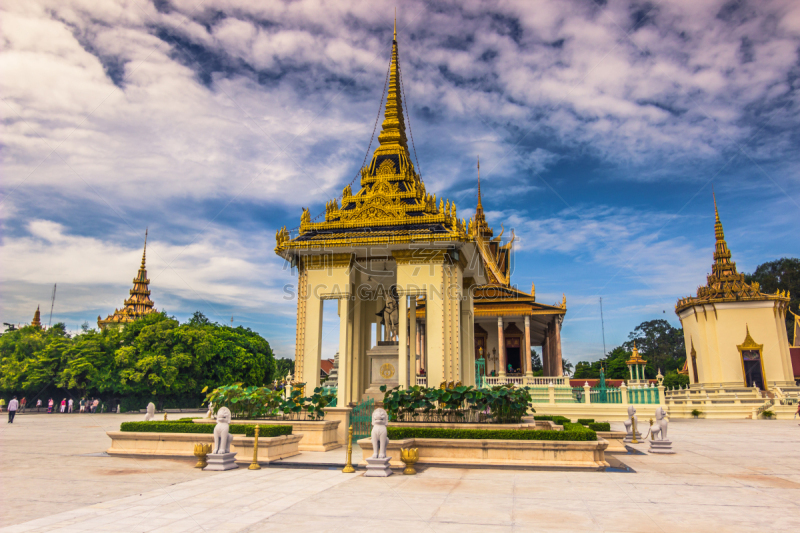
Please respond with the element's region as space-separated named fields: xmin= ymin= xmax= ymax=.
xmin=144 ymin=402 xmax=155 ymax=421
xmin=205 ymin=401 xmax=214 ymax=419
xmin=212 ymin=406 xmax=234 ymax=454
xmin=623 ymin=405 xmax=637 ymax=437
xmin=370 ymin=408 xmax=389 ymax=459
xmin=652 ymin=407 xmax=669 ymax=441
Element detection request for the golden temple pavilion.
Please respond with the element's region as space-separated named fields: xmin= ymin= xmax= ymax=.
xmin=98 ymin=230 xmax=157 ymax=330
xmin=275 ymin=25 xmax=567 ymax=405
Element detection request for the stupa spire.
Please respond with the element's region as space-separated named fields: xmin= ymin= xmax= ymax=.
xmin=376 ymin=17 xmax=409 ymax=153
xmin=31 ymin=306 xmax=42 ymax=329
xmin=710 ymin=191 xmax=736 ymax=279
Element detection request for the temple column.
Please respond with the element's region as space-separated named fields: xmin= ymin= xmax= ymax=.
xmin=415 ymin=321 xmax=421 ymax=375
xmin=498 ymin=317 xmax=506 ymax=378
xmin=523 ymin=316 xmax=532 ymax=377
xmin=409 ymin=297 xmax=417 ymax=386
xmin=337 ymin=294 xmax=351 ymax=407
xmin=554 ymin=317 xmax=564 ymax=377
xmin=543 ymin=332 xmax=550 ymax=377
xmin=398 ymin=294 xmax=409 ymax=389
xmin=301 ymin=286 xmax=323 ymax=390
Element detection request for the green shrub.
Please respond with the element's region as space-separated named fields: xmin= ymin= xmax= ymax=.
xmin=577 ymin=418 xmax=595 ymax=425
xmin=119 ymin=421 xmax=292 ymax=438
xmin=761 ymin=410 xmax=775 ymax=419
xmin=386 ymin=426 xmax=596 ymax=442
xmin=588 ymin=422 xmax=611 ymax=432
xmin=204 ymin=383 xmax=335 ymax=420
xmin=690 ymin=409 xmax=702 ymax=418
xmin=177 ymin=417 xmax=200 ymax=422
xmin=533 ymin=415 xmax=571 ymax=426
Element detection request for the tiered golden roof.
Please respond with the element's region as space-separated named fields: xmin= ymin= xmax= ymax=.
xmin=31 ymin=306 xmax=42 ymax=329
xmin=98 ymin=230 xmax=157 ymax=330
xmin=626 ymin=341 xmax=647 ymax=366
xmin=275 ymin=24 xmax=466 ymax=254
xmin=676 ymin=194 xmax=790 ymax=313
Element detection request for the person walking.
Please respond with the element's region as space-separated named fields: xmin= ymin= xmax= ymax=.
xmin=0 ymin=397 xmax=5 ymax=412
xmin=36 ymin=399 xmax=42 ymax=412
xmin=47 ymin=398 xmax=54 ymax=413
xmin=59 ymin=398 xmax=66 ymax=413
xmin=20 ymin=397 xmax=26 ymax=413
xmin=92 ymin=398 xmax=99 ymax=413
xmin=79 ymin=398 xmax=85 ymax=413
xmin=7 ymin=396 xmax=18 ymax=423
xmin=68 ymin=398 xmax=74 ymax=413
xmin=795 ymin=402 xmax=800 ymax=419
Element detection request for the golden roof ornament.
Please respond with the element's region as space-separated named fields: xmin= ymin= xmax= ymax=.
xmin=675 ymin=193 xmax=789 ymax=313
xmin=98 ymin=229 xmax=157 ymax=330
xmin=626 ymin=341 xmax=647 ymax=366
xmin=31 ymin=306 xmax=42 ymax=329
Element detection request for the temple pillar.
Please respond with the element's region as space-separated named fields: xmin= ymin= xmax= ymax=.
xmin=415 ymin=320 xmax=421 ymax=375
xmin=543 ymin=331 xmax=550 ymax=377
xmin=524 ymin=316 xmax=532 ymax=377
xmin=498 ymin=317 xmax=506 ymax=378
xmin=409 ymin=297 xmax=417 ymax=386
xmin=337 ymin=294 xmax=351 ymax=407
xmin=398 ymin=293 xmax=409 ymax=389
xmin=554 ymin=317 xmax=564 ymax=377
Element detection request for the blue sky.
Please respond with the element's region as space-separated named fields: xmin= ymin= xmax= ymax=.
xmin=2 ymin=0 xmax=799 ymax=366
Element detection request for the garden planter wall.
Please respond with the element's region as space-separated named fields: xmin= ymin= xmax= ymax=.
xmin=193 ymin=418 xmax=341 ymax=451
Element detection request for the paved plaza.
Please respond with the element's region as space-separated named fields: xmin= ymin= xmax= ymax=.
xmin=2 ymin=413 xmax=800 ymax=532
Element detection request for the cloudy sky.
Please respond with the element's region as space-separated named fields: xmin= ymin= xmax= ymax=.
xmin=2 ymin=0 xmax=799 ymax=364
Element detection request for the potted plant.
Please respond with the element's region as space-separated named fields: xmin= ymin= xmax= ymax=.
xmin=691 ymin=409 xmax=702 ymax=419
xmin=761 ymin=410 xmax=775 ymax=419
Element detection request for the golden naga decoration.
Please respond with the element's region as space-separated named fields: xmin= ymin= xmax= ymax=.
xmin=676 ymin=195 xmax=790 ymax=313
xmin=98 ymin=229 xmax=157 ymax=330
xmin=342 ymin=425 xmax=356 ymax=473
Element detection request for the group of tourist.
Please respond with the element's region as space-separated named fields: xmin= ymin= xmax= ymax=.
xmin=1 ymin=396 xmax=103 ymax=416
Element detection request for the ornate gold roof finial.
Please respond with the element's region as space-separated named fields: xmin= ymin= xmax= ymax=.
xmin=141 ymin=228 xmax=148 ymax=268
xmin=477 ymin=156 xmax=482 ymax=209
xmin=394 ymin=7 xmax=397 ymax=42
xmin=31 ymin=305 xmax=42 ymax=329
xmin=98 ymin=229 xmax=156 ymax=330
xmin=375 ymin=14 xmax=409 ymax=153
xmin=710 ymin=191 xmax=736 ymax=280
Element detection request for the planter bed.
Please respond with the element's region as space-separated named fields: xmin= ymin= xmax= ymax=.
xmin=595 ymin=431 xmax=627 ymax=453
xmin=357 ymin=436 xmax=608 ymax=470
xmin=107 ymin=431 xmax=302 ymax=463
xmin=192 ymin=418 xmax=341 ymax=452
xmin=389 ymin=420 xmax=554 ymax=431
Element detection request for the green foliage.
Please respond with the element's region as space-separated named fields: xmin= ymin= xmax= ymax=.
xmin=0 ymin=312 xmax=277 ymax=408
xmin=577 ymin=418 xmax=595 ymax=425
xmin=691 ymin=409 xmax=702 ymax=418
xmin=386 ymin=426 xmax=597 ymax=441
xmin=533 ymin=415 xmax=571 ymax=425
xmin=745 ymin=258 xmax=800 ymax=344
xmin=761 ymin=410 xmax=775 ymax=419
xmin=119 ymin=421 xmax=292 ymax=437
xmin=662 ymin=371 xmax=690 ymax=390
xmin=275 ymin=358 xmax=295 ymax=379
xmin=380 ymin=383 xmax=534 ymax=424
xmin=204 ymin=383 xmax=335 ymax=420
xmin=588 ymin=422 xmax=611 ymax=432
xmin=530 ymin=349 xmax=542 ymax=373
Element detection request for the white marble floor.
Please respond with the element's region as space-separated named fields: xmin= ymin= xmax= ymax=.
xmin=2 ymin=415 xmax=800 ymax=532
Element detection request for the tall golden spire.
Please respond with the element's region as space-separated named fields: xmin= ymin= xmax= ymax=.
xmin=98 ymin=229 xmax=156 ymax=330
xmin=473 ymin=155 xmax=492 ymax=237
xmin=375 ymin=16 xmax=409 ymax=154
xmin=710 ymin=191 xmax=736 ymax=279
xmin=477 ymin=156 xmax=483 ymax=209
xmin=31 ymin=306 xmax=42 ymax=329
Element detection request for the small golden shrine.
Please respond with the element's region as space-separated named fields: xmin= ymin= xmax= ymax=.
xmin=31 ymin=306 xmax=42 ymax=329
xmin=626 ymin=341 xmax=647 ymax=384
xmin=675 ymin=195 xmax=794 ymax=391
xmin=98 ymin=230 xmax=157 ymax=330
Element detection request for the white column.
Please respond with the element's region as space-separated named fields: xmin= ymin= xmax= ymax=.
xmin=336 ymin=295 xmax=350 ymax=407
xmin=524 ymin=316 xmax=532 ymax=377
xmin=409 ymin=297 xmax=417 ymax=386
xmin=398 ymin=294 xmax=409 ymax=389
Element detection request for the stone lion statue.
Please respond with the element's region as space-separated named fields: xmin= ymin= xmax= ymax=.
xmin=623 ymin=405 xmax=637 ymax=436
xmin=213 ymin=406 xmax=234 ymax=454
xmin=652 ymin=406 xmax=668 ymax=441
xmin=205 ymin=401 xmax=214 ymax=419
xmin=144 ymin=402 xmax=155 ymax=421
xmin=370 ymin=408 xmax=389 ymax=459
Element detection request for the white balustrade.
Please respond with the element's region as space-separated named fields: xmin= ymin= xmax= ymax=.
xmin=415 ymin=376 xmax=427 ymax=387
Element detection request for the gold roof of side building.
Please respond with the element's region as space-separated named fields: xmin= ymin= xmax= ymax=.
xmin=675 ymin=194 xmax=790 ymax=314
xmin=31 ymin=306 xmax=42 ymax=329
xmin=98 ymin=230 xmax=157 ymax=329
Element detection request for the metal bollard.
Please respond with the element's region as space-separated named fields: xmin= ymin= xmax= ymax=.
xmin=342 ymin=425 xmax=355 ymax=473
xmin=249 ymin=425 xmax=262 ymax=470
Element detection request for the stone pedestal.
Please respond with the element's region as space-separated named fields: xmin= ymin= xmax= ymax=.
xmin=648 ymin=439 xmax=675 ymax=454
xmin=623 ymin=431 xmax=642 ymax=444
xmin=203 ymin=452 xmax=238 ymax=471
xmin=363 ymin=343 xmax=399 ymax=401
xmin=364 ymin=456 xmax=393 ymax=477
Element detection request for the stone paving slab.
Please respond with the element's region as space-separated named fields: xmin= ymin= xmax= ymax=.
xmin=3 ymin=414 xmax=800 ymax=532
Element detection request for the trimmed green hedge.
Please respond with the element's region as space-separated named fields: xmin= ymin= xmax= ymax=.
xmin=386 ymin=426 xmax=596 ymax=442
xmin=577 ymin=418 xmax=595 ymax=425
xmin=533 ymin=415 xmax=572 ymax=426
xmin=588 ymin=422 xmax=611 ymax=432
xmin=119 ymin=421 xmax=292 ymax=438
